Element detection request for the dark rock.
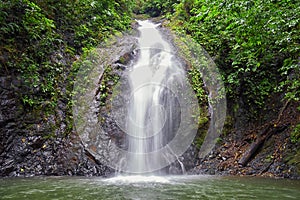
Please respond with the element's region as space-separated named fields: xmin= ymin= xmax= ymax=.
xmin=208 ymin=168 xmax=215 ymax=175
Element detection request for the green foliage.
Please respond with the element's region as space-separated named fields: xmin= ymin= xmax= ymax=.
xmin=193 ymin=115 xmax=209 ymax=149
xmin=99 ymin=66 xmax=120 ymax=106
xmin=140 ymin=0 xmax=180 ymax=17
xmin=0 ymin=0 xmax=134 ymax=139
xmin=22 ymin=1 xmax=56 ymax=41
xmin=0 ymin=0 xmax=133 ymax=113
xmin=188 ymin=68 xmax=206 ymax=102
xmin=169 ymin=0 xmax=299 ymax=116
xmin=291 ymin=124 xmax=300 ymax=143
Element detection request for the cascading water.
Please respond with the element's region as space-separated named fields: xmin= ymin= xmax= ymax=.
xmin=122 ymin=20 xmax=188 ymax=174
xmin=73 ymin=19 xmax=225 ymax=176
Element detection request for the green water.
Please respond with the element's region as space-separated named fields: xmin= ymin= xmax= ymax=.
xmin=0 ymin=175 xmax=299 ymax=199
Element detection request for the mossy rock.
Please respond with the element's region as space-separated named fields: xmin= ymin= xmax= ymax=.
xmin=285 ymin=150 xmax=300 ymax=174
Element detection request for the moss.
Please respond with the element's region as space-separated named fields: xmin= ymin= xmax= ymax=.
xmin=222 ymin=116 xmax=234 ymax=136
xmin=99 ymin=66 xmax=120 ymax=106
xmin=133 ymin=14 xmax=151 ymax=20
xmin=285 ymin=150 xmax=300 ymax=174
xmin=291 ymin=124 xmax=300 ymax=143
xmin=118 ymin=56 xmax=127 ymax=65
xmin=194 ymin=113 xmax=209 ymax=149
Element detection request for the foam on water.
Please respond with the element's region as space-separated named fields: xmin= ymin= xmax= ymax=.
xmin=103 ymin=175 xmax=170 ymax=184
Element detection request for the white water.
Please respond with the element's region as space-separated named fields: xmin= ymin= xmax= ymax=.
xmin=123 ymin=20 xmax=186 ymax=173
xmin=103 ymin=175 xmax=171 ymax=184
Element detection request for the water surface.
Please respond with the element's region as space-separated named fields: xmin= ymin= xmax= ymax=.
xmin=1 ymin=175 xmax=299 ymax=199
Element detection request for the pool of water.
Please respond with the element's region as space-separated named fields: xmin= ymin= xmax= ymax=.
xmin=0 ymin=175 xmax=299 ymax=199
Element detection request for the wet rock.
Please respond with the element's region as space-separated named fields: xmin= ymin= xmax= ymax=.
xmin=168 ymin=165 xmax=182 ymax=175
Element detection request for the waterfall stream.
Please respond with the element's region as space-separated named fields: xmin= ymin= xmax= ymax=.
xmin=121 ymin=20 xmax=192 ymax=174
xmin=73 ymin=19 xmax=225 ymax=175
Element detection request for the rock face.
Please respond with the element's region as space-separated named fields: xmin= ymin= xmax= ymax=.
xmin=0 ymin=34 xmax=138 ymax=177
xmin=0 ymin=75 xmax=114 ymax=177
xmin=0 ymin=25 xmax=201 ymax=177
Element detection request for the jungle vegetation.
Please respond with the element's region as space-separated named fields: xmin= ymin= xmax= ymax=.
xmin=1 ymin=0 xmax=299 ymax=141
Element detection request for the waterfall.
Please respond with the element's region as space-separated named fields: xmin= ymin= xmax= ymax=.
xmin=73 ymin=19 xmax=226 ymax=175
xmin=121 ymin=20 xmax=188 ymax=174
